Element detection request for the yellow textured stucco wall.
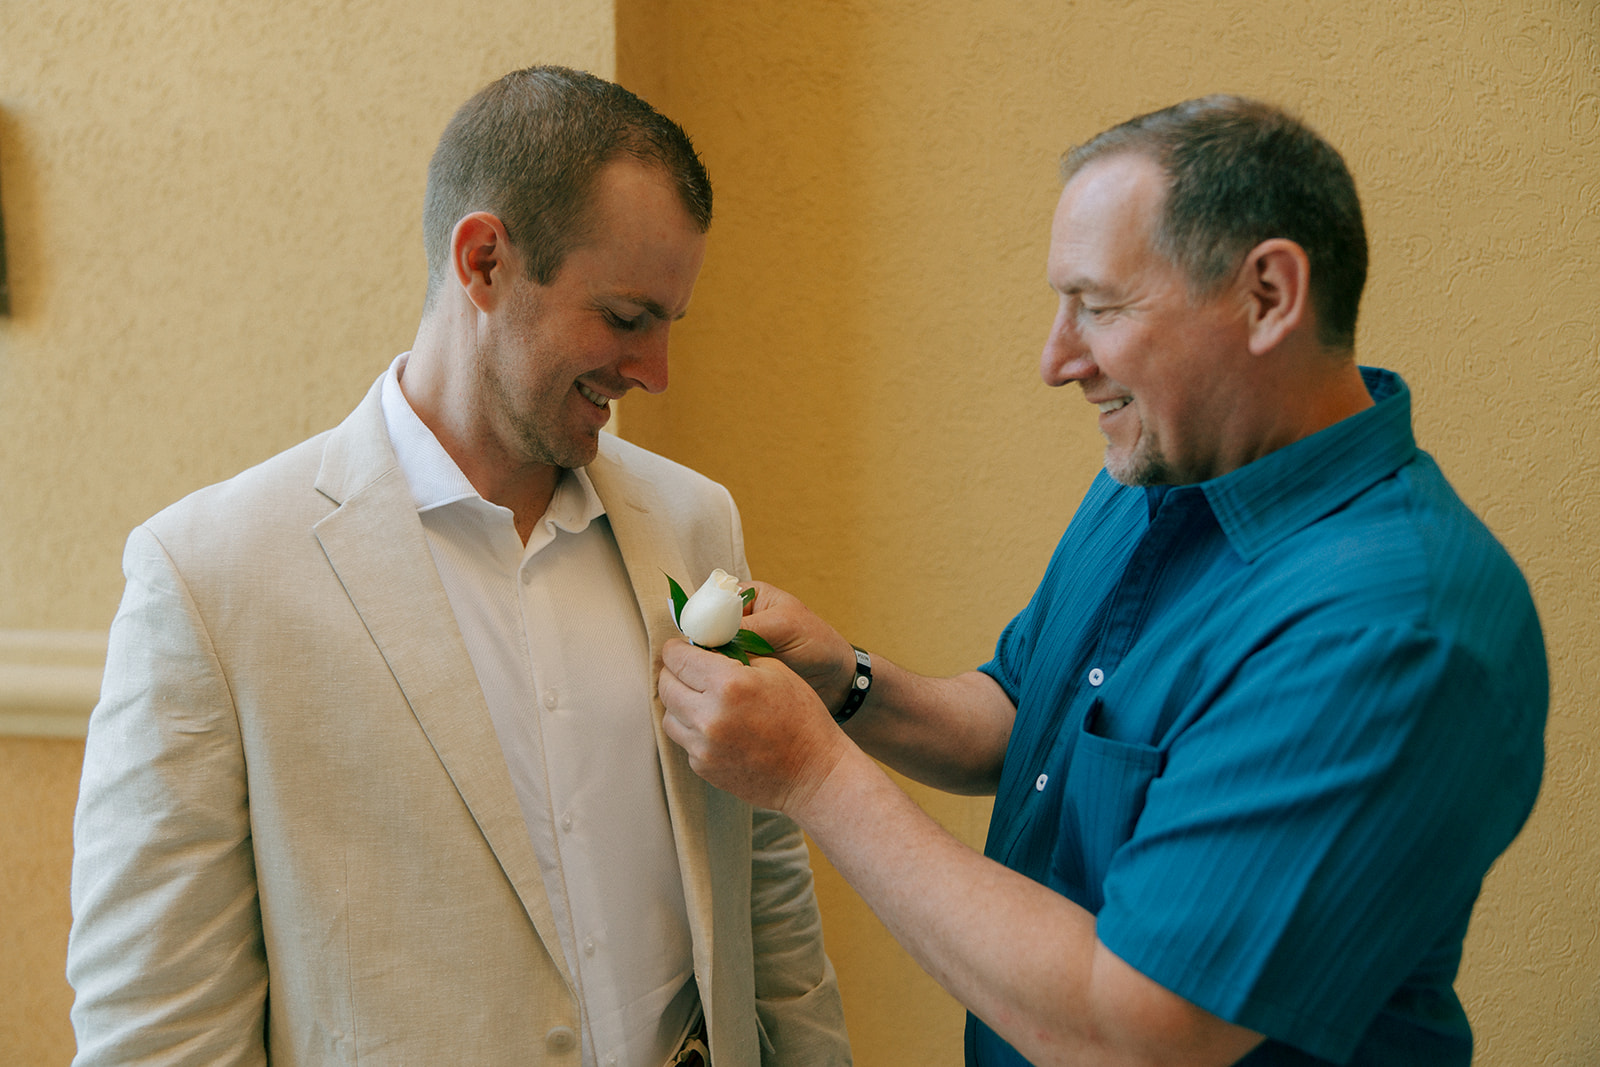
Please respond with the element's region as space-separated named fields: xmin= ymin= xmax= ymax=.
xmin=0 ymin=738 xmax=82 ymax=1064
xmin=3 ymin=0 xmax=1596 ymax=1064
xmin=618 ymin=2 xmax=1599 ymax=1065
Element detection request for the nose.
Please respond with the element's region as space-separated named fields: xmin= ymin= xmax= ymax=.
xmin=620 ymin=324 xmax=671 ymax=395
xmin=1038 ymin=304 xmax=1095 ymax=387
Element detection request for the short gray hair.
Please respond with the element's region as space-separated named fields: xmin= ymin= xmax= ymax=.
xmin=1063 ymin=96 xmax=1367 ymax=349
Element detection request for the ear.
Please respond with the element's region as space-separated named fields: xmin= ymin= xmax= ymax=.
xmin=449 ymin=212 xmax=517 ymax=313
xmin=1240 ymin=238 xmax=1311 ymax=356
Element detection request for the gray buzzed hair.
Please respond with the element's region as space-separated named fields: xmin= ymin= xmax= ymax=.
xmin=421 ymin=66 xmax=712 ymax=309
xmin=1063 ymin=95 xmax=1367 ymax=350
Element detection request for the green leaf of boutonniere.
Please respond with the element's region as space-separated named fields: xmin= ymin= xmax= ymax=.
xmin=667 ymin=572 xmax=690 ymax=624
xmin=732 ymin=629 xmax=776 ymax=656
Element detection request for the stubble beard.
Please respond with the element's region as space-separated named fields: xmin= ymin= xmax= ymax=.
xmin=502 ymin=391 xmax=602 ymax=473
xmin=477 ymin=346 xmax=600 ymax=475
xmin=517 ymin=413 xmax=600 ymax=472
xmin=1104 ymin=429 xmax=1174 ymax=487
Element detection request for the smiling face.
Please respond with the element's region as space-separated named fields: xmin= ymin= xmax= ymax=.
xmin=477 ymin=157 xmax=707 ymax=473
xmin=1040 ymin=153 xmax=1252 ymax=486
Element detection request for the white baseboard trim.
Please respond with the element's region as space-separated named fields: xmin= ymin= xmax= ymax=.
xmin=0 ymin=629 xmax=107 ymax=739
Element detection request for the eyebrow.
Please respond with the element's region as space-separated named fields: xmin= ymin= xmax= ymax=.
xmin=1049 ymin=276 xmax=1099 ymax=297
xmin=614 ymin=290 xmax=690 ymax=321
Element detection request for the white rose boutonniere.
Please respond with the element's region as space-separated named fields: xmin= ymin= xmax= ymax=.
xmin=667 ymin=569 xmax=776 ymax=664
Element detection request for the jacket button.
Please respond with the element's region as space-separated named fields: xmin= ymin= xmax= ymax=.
xmin=545 ymin=1026 xmax=578 ymax=1054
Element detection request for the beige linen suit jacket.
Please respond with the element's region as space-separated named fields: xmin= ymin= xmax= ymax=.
xmin=68 ymin=378 xmax=850 ymax=1066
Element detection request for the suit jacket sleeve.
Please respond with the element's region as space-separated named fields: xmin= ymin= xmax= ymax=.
xmin=749 ymin=806 xmax=851 ymax=1064
xmin=68 ymin=524 xmax=269 ymax=1066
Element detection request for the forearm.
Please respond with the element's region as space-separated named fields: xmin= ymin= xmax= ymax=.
xmin=787 ymin=745 xmax=1263 ymax=1067
xmin=840 ymin=661 xmax=1014 ymax=795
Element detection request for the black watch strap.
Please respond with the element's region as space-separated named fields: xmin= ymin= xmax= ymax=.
xmin=833 ymin=647 xmax=872 ymax=724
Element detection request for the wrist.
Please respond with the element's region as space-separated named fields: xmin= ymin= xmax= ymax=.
xmin=782 ymin=728 xmax=862 ymax=828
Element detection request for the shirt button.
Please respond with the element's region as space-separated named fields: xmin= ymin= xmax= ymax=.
xmin=543 ymin=689 xmax=559 ymax=710
xmin=560 ymin=812 xmax=573 ymax=832
xmin=521 ymin=569 xmax=535 ymax=586
xmin=1035 ymin=773 xmax=1049 ymax=792
xmin=1088 ymin=667 xmax=1105 ymax=686
xmin=583 ymin=936 xmax=596 ymax=957
xmin=545 ymin=1025 xmax=577 ymax=1054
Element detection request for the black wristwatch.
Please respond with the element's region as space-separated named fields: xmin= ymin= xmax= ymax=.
xmin=833 ymin=647 xmax=872 ymax=724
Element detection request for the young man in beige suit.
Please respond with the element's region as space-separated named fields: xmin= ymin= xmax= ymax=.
xmin=68 ymin=66 xmax=850 ymax=1067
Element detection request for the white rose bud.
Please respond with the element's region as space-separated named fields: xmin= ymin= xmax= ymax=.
xmin=678 ymin=568 xmax=745 ymax=647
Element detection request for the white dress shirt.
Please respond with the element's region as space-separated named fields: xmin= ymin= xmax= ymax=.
xmin=381 ymin=354 xmax=696 ymax=1067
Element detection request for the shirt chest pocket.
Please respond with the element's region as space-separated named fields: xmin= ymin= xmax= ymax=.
xmin=1050 ymin=699 xmax=1165 ymax=913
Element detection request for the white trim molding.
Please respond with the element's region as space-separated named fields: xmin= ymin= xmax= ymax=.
xmin=0 ymin=629 xmax=107 ymax=739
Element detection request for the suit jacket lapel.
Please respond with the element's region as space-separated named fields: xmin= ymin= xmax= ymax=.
xmin=310 ymin=382 xmax=576 ymax=995
xmin=587 ymin=442 xmax=718 ymax=973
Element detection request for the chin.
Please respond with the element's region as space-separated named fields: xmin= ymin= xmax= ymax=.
xmin=1105 ymin=444 xmax=1174 ymax=487
xmin=563 ymin=433 xmax=605 ymax=469
xmin=517 ymin=424 xmax=601 ymax=472
xmin=552 ymin=445 xmax=600 ymax=471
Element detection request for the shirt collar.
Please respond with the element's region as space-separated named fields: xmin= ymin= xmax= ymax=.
xmin=1193 ymin=367 xmax=1418 ymax=563
xmin=379 ymin=352 xmax=606 ymax=535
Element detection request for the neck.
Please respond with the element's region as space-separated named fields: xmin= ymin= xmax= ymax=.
xmin=1207 ymin=350 xmax=1372 ymax=481
xmin=1294 ymin=351 xmax=1373 ymax=436
xmin=403 ymin=316 xmax=559 ymax=545
xmin=1267 ymin=351 xmax=1373 ymax=453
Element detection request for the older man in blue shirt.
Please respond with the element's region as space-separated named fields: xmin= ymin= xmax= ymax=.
xmin=657 ymin=96 xmax=1546 ymax=1066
